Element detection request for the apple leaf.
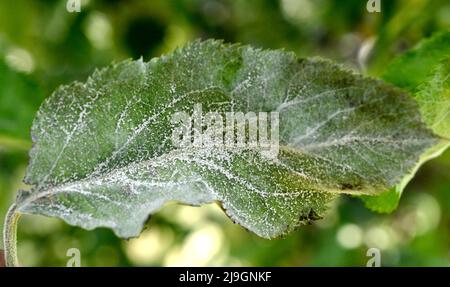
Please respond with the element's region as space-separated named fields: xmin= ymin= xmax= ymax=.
xmin=12 ymin=41 xmax=437 ymax=238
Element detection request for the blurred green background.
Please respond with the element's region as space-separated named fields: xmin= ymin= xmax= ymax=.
xmin=0 ymin=0 xmax=449 ymax=266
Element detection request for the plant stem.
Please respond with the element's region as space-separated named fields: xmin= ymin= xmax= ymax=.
xmin=3 ymin=204 xmax=20 ymax=267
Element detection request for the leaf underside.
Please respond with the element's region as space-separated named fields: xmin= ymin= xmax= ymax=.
xmin=16 ymin=41 xmax=437 ymax=238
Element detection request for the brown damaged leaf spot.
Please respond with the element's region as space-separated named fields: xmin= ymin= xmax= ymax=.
xmin=340 ymin=182 xmax=363 ymax=192
xmin=299 ymin=209 xmax=323 ymax=225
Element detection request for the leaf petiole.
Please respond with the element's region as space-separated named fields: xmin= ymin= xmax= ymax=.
xmin=3 ymin=203 xmax=21 ymax=267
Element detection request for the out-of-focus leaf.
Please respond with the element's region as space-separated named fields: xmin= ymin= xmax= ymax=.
xmin=382 ymin=31 xmax=450 ymax=92
xmin=13 ymin=41 xmax=436 ymax=239
xmin=416 ymin=57 xmax=450 ymax=137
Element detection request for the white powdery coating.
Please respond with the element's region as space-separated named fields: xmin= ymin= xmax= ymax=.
xmin=19 ymin=41 xmax=438 ymax=239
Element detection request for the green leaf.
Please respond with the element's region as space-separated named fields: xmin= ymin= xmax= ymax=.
xmin=14 ymin=41 xmax=437 ymax=238
xmin=363 ymin=31 xmax=450 ymax=213
xmin=382 ymin=31 xmax=450 ymax=92
xmin=416 ymin=57 xmax=450 ymax=138
xmin=363 ymin=138 xmax=450 ymax=213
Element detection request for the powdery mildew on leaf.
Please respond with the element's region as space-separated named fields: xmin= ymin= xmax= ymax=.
xmin=16 ymin=40 xmax=437 ymax=238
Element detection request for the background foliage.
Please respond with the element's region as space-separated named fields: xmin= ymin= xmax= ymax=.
xmin=0 ymin=0 xmax=449 ymax=266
